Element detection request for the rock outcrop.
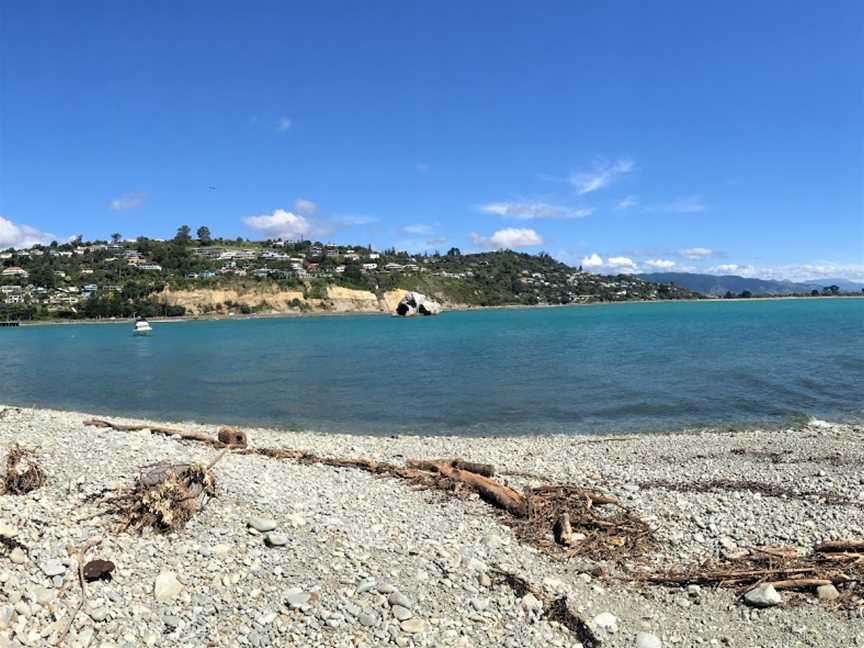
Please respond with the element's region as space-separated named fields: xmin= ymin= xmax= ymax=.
xmin=394 ymin=292 xmax=442 ymax=317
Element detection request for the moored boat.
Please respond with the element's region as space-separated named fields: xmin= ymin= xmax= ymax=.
xmin=133 ymin=317 xmax=152 ymax=336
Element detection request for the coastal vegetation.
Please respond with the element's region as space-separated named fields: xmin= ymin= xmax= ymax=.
xmin=0 ymin=230 xmax=700 ymax=320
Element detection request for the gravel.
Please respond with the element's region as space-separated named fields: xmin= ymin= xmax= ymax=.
xmin=1 ymin=405 xmax=863 ymax=647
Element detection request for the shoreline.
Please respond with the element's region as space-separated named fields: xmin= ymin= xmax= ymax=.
xmin=2 ymin=405 xmax=863 ymax=646
xmin=13 ymin=294 xmax=863 ymax=328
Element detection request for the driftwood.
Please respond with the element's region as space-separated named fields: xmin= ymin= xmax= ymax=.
xmin=815 ymin=539 xmax=864 ymax=553
xmin=84 ymin=418 xmax=245 ymax=448
xmin=217 ymin=426 xmax=247 ymax=447
xmin=553 ymin=513 xmax=573 ymax=545
xmin=86 ymin=418 xmax=649 ymax=561
xmin=55 ymin=536 xmax=103 ymax=646
xmin=406 ymin=459 xmax=525 ymax=516
xmin=643 ymin=542 xmax=864 ymax=606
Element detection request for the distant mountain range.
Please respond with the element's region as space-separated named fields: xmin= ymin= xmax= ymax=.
xmin=637 ymin=272 xmax=864 ymax=296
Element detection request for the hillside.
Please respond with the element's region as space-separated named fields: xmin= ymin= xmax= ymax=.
xmin=0 ymin=235 xmax=701 ymax=320
xmin=637 ymin=272 xmax=859 ymax=297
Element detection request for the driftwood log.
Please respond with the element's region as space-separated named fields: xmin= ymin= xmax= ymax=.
xmin=406 ymin=459 xmax=524 ymax=516
xmin=815 ymin=539 xmax=864 ymax=553
xmin=553 ymin=512 xmax=573 ymax=545
xmin=85 ymin=419 xmax=246 ymax=448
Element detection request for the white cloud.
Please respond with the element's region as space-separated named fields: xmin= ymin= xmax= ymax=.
xmin=578 ymin=252 xmax=640 ymax=273
xmin=293 ymin=198 xmax=318 ymax=215
xmin=679 ymin=247 xmax=713 ymax=259
xmin=472 ymin=228 xmax=544 ymax=249
xmin=243 ymin=209 xmax=311 ymax=240
xmin=0 ymin=216 xmax=56 ymax=249
xmin=569 ymin=159 xmax=634 ymax=195
xmin=402 ymin=224 xmax=434 ymax=235
xmin=479 ymin=201 xmax=593 ymax=220
xmin=704 ymin=262 xmax=864 ymax=283
xmin=277 ymin=116 xmax=292 ymax=132
xmin=490 ymin=228 xmax=543 ymax=249
xmin=710 ymin=263 xmax=746 ymax=274
xmin=607 ymin=256 xmax=638 ymax=271
xmin=644 ymin=259 xmax=677 ymax=270
xmin=580 ymin=253 xmax=604 ymax=268
xmin=616 ymin=195 xmax=638 ymax=210
xmin=110 ymin=193 xmax=147 ymax=212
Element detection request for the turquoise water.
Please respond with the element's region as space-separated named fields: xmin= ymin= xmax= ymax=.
xmin=1 ymin=299 xmax=862 ymax=436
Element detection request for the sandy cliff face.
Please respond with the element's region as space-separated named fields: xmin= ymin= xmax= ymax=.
xmin=158 ymin=285 xmax=413 ymax=316
xmin=158 ymin=286 xmax=307 ymax=315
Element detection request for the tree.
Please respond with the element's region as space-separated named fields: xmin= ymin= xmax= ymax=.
xmin=196 ymin=226 xmax=212 ymax=245
xmin=811 ymin=289 xmax=820 ymax=297
xmin=447 ymin=247 xmax=461 ymax=257
xmin=175 ymin=225 xmax=192 ymax=244
xmin=739 ymin=290 xmax=753 ymax=298
xmin=110 ymin=233 xmax=122 ymax=244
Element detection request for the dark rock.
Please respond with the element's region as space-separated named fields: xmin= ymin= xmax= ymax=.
xmin=83 ymin=559 xmax=115 ymax=582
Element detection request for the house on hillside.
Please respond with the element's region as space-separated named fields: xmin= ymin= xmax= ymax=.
xmin=1 ymin=267 xmax=28 ymax=279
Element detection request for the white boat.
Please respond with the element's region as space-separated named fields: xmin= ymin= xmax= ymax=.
xmin=133 ymin=317 xmax=152 ymax=336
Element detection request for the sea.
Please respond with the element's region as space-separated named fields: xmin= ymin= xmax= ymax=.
xmin=2 ymin=298 xmax=862 ymax=437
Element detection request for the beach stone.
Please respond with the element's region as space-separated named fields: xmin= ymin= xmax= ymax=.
xmin=212 ymin=544 xmax=232 ymax=557
xmin=83 ymin=559 xmax=115 ymax=582
xmin=0 ymin=606 xmax=16 ymax=629
xmin=520 ymin=593 xmax=542 ymax=614
xmin=247 ymin=517 xmax=277 ymax=532
xmin=636 ymin=631 xmax=663 ymax=648
xmin=285 ymin=591 xmax=311 ymax=609
xmin=816 ymin=584 xmax=839 ymax=601
xmin=39 ymin=560 xmax=65 ymax=577
xmin=9 ymin=549 xmax=25 ymax=565
xmin=264 ymin=532 xmax=288 ymax=547
xmin=391 ymin=605 xmax=413 ymax=621
xmin=0 ymin=523 xmax=16 ymax=538
xmin=744 ymin=584 xmax=782 ymax=608
xmin=29 ymin=586 xmax=54 ymax=606
xmin=388 ymin=592 xmax=412 ymax=609
xmin=153 ymin=571 xmax=183 ymax=602
xmin=89 ymin=607 xmax=109 ymax=622
xmin=471 ymin=597 xmax=490 ymax=612
xmin=356 ymin=579 xmax=375 ymax=594
xmin=285 ymin=512 xmax=306 ymax=528
xmin=358 ymin=611 xmax=378 ymax=627
xmin=593 ymin=611 xmax=619 ymax=633
xmin=400 ymin=618 xmax=427 ymax=634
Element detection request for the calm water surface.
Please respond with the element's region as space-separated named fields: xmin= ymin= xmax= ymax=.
xmin=2 ymin=299 xmax=862 ymax=436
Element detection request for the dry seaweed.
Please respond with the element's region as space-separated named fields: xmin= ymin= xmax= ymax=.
xmin=102 ymin=454 xmax=222 ymax=533
xmin=642 ymin=543 xmax=864 ymax=609
xmin=638 ymin=478 xmax=856 ymax=506
xmin=505 ymin=485 xmax=654 ymax=562
xmin=3 ymin=443 xmax=46 ymax=495
xmin=490 ymin=569 xmax=600 ymax=647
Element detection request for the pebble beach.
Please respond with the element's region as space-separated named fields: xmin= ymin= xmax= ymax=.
xmin=1 ymin=406 xmax=863 ymax=648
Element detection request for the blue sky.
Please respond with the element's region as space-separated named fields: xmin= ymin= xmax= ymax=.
xmin=1 ymin=1 xmax=862 ymax=280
